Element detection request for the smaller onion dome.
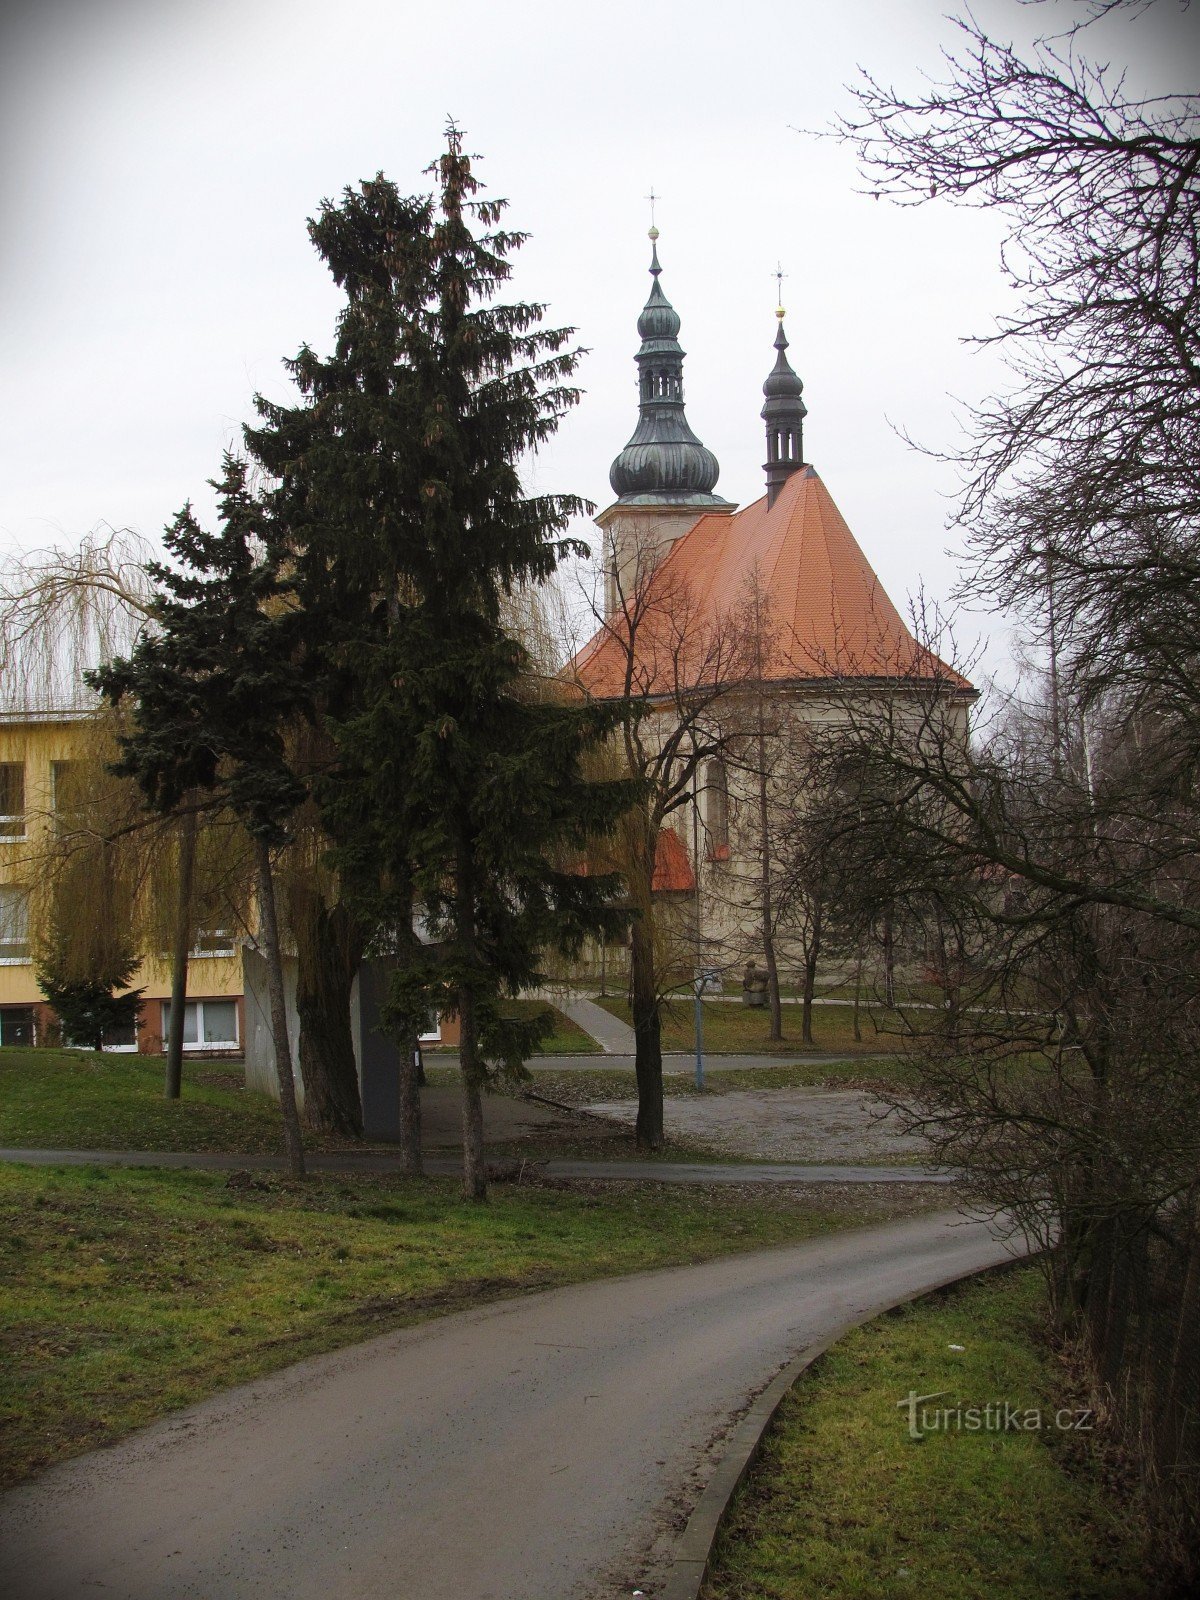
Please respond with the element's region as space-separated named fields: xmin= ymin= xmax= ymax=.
xmin=761 ymin=307 xmax=806 ymax=508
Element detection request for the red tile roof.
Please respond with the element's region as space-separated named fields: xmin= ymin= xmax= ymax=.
xmin=572 ymin=467 xmax=971 ymax=698
xmin=652 ymin=828 xmax=695 ymax=893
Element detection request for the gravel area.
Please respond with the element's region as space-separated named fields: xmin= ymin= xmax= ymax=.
xmin=587 ymin=1086 xmax=931 ymax=1163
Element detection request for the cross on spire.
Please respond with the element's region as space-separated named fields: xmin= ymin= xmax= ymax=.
xmin=646 ymin=187 xmax=659 ymax=232
xmin=774 ymin=261 xmax=787 ymax=312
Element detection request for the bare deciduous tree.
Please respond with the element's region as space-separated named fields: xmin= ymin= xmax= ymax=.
xmin=569 ymin=525 xmax=759 ymax=1148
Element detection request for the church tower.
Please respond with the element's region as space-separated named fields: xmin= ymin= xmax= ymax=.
xmin=761 ymin=304 xmax=806 ymax=507
xmin=597 ymin=228 xmax=733 ymax=614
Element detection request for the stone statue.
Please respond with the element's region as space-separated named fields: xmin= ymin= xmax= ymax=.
xmin=742 ymin=958 xmax=768 ymax=1008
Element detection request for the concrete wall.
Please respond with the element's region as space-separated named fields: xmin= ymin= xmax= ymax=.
xmin=241 ymin=947 xmax=422 ymax=1141
xmin=241 ymin=945 xmax=303 ymax=1107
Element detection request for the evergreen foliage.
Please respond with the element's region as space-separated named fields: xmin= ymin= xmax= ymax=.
xmin=245 ymin=126 xmax=637 ymax=1196
xmin=89 ymin=458 xmax=308 ymax=840
xmin=35 ymin=936 xmax=143 ymax=1054
xmin=89 ymin=456 xmax=311 ymax=1175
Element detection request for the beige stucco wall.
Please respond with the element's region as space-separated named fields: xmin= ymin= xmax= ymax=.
xmin=595 ymin=501 xmax=735 ymax=618
xmin=618 ymin=683 xmax=974 ymax=987
xmin=0 ymin=713 xmax=244 ymax=1046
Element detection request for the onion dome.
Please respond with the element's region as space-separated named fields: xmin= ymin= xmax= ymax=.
xmin=761 ymin=306 xmax=806 ymax=508
xmin=608 ymin=232 xmax=729 ymax=506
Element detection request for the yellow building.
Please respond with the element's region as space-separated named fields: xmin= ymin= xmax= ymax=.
xmin=0 ymin=709 xmax=244 ymax=1053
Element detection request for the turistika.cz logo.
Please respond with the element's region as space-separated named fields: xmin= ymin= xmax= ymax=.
xmin=897 ymin=1390 xmax=1095 ymax=1440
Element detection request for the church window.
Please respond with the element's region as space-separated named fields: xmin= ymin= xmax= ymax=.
xmin=704 ymin=760 xmax=729 ymax=859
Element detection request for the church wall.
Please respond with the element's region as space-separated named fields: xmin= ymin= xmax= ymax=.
xmin=596 ymin=503 xmax=727 ymax=618
xmin=646 ymin=684 xmax=973 ymax=989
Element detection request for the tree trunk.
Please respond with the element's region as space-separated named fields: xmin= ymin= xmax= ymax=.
xmin=853 ymin=936 xmax=865 ymax=1043
xmin=761 ymin=755 xmax=790 ymax=1043
xmin=253 ymin=836 xmax=306 ymax=1181
xmin=630 ymin=915 xmax=664 ymax=1149
xmin=1162 ymin=1223 xmax=1200 ymax=1464
xmin=294 ymin=897 xmax=364 ymax=1138
xmin=453 ymin=820 xmax=487 ymax=1201
xmin=393 ymin=876 xmax=424 ymax=1176
xmin=882 ymin=908 xmax=896 ymax=1008
xmin=458 ymin=984 xmax=486 ymax=1200
xmin=164 ymin=808 xmax=196 ymax=1100
xmin=801 ymin=904 xmax=822 ymax=1045
xmin=756 ymin=725 xmax=783 ymax=1042
xmin=762 ymin=933 xmax=783 ymax=1043
xmin=399 ymin=1033 xmax=423 ymax=1176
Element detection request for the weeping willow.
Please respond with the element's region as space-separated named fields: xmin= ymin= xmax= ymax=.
xmin=0 ymin=527 xmax=156 ymax=716
xmin=24 ymin=710 xmax=254 ymax=1045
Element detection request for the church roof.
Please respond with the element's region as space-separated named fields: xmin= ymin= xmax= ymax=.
xmin=572 ymin=465 xmax=971 ymax=698
xmin=651 ymin=827 xmax=696 ymax=893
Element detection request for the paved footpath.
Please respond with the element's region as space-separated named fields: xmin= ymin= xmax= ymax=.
xmin=552 ymin=993 xmax=637 ymax=1053
xmin=0 ymin=1146 xmax=954 ymax=1184
xmin=444 ymin=1049 xmax=871 ymax=1071
xmin=0 ymin=1210 xmax=1018 ymax=1600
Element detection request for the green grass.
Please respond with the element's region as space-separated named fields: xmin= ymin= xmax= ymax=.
xmin=691 ymin=1060 xmax=919 ymax=1092
xmin=0 ymin=1026 xmax=601 ymax=1157
xmin=428 ymin=999 xmax=600 ymax=1055
xmin=520 ymin=1059 xmax=918 ymax=1108
xmin=0 ymin=1049 xmax=297 ymax=1153
xmin=0 ymin=1161 xmax=885 ymax=1487
xmin=702 ymin=1266 xmax=1154 ymax=1600
xmin=592 ymin=996 xmax=905 ymax=1057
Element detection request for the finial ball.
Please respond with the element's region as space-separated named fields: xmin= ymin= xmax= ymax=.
xmin=648 ymin=224 xmax=660 ymax=240
xmin=776 ymin=305 xmax=786 ymax=320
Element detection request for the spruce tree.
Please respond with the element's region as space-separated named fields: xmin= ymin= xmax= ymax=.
xmin=36 ymin=935 xmax=144 ymax=1053
xmin=90 ymin=458 xmax=310 ymax=1178
xmin=246 ymin=127 xmax=635 ymax=1198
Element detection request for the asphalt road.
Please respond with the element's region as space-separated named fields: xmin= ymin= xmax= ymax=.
xmin=0 ymin=1209 xmax=1017 ymax=1600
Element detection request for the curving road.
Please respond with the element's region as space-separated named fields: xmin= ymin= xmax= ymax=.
xmin=0 ymin=1209 xmax=1018 ymax=1600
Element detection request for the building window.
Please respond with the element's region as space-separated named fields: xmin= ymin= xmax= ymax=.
xmin=161 ymin=997 xmax=240 ymax=1050
xmin=0 ymin=764 xmax=25 ymax=838
xmin=0 ymin=886 xmax=30 ymax=963
xmin=704 ymin=759 xmax=729 ymax=858
xmin=0 ymin=1005 xmax=35 ymax=1046
xmin=63 ymin=1017 xmax=139 ymax=1053
xmin=51 ymin=760 xmax=82 ymax=806
xmin=190 ymin=929 xmax=236 ymax=958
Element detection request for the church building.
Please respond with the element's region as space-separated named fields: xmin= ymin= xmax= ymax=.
xmin=571 ymin=229 xmax=974 ymax=976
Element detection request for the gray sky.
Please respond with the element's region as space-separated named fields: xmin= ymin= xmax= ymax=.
xmin=2 ymin=0 xmax=1195 ymax=684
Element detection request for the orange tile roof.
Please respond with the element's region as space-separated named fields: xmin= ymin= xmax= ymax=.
xmin=572 ymin=467 xmax=971 ymax=698
xmin=652 ymin=828 xmax=695 ymax=893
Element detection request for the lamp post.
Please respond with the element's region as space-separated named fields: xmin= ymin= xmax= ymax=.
xmin=692 ymin=757 xmax=705 ymax=1091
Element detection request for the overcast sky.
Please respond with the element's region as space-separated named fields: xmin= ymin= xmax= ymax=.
xmin=2 ymin=0 xmax=1195 ymax=686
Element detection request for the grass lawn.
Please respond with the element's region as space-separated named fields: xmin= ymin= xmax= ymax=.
xmin=702 ymin=1266 xmax=1155 ymax=1600
xmin=592 ymin=996 xmax=906 ymax=1057
xmin=430 ymin=998 xmax=599 ymax=1055
xmin=0 ymin=1048 xmax=741 ymax=1167
xmin=519 ymin=1059 xmax=919 ymax=1108
xmin=0 ymin=1161 xmax=899 ymax=1487
xmin=0 ymin=1021 xmax=596 ymax=1156
xmin=0 ymin=1049 xmax=299 ymax=1154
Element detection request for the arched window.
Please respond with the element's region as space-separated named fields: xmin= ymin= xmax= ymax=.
xmin=704 ymin=759 xmax=729 ymax=859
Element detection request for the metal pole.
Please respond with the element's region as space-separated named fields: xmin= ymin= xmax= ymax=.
xmin=692 ymin=755 xmax=704 ymax=1091
xmin=694 ymin=974 xmax=705 ymax=1091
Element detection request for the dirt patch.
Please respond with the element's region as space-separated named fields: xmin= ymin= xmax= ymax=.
xmin=330 ymin=1273 xmax=560 ymax=1330
xmin=193 ymin=1070 xmax=246 ymax=1092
